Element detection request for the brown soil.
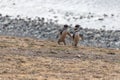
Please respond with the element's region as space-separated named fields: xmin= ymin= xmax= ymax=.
xmin=0 ymin=36 xmax=120 ymax=80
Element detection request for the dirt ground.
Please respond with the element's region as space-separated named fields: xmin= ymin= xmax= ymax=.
xmin=0 ymin=36 xmax=120 ymax=80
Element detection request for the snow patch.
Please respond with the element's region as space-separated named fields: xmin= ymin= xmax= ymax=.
xmin=0 ymin=0 xmax=120 ymax=30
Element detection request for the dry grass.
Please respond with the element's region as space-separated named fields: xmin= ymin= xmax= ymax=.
xmin=0 ymin=36 xmax=120 ymax=80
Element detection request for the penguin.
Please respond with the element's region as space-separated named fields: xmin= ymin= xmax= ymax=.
xmin=57 ymin=24 xmax=72 ymax=45
xmin=72 ymin=25 xmax=82 ymax=47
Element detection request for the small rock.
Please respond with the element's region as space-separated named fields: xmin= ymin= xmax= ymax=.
xmin=107 ymin=52 xmax=115 ymax=55
xmin=76 ymin=55 xmax=81 ymax=58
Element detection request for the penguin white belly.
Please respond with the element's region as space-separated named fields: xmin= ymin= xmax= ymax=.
xmin=59 ymin=30 xmax=67 ymax=41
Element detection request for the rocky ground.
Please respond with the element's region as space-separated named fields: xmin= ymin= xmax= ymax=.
xmin=0 ymin=14 xmax=120 ymax=49
xmin=0 ymin=36 xmax=120 ymax=80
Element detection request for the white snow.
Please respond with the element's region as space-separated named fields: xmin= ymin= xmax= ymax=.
xmin=0 ymin=0 xmax=120 ymax=30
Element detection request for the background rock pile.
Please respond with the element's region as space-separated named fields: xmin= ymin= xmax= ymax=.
xmin=0 ymin=14 xmax=120 ymax=49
